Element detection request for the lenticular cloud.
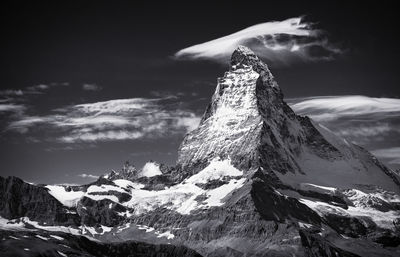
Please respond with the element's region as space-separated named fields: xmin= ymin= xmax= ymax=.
xmin=174 ymin=17 xmax=342 ymax=65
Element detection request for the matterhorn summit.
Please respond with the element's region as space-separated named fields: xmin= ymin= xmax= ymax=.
xmin=179 ymin=46 xmax=399 ymax=194
xmin=1 ymin=46 xmax=400 ymax=257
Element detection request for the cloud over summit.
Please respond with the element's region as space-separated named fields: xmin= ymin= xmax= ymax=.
xmin=174 ymin=17 xmax=342 ymax=65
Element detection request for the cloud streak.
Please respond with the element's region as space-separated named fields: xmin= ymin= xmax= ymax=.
xmin=371 ymin=147 xmax=400 ymax=165
xmin=78 ymin=173 xmax=99 ymax=179
xmin=7 ymin=98 xmax=201 ymax=143
xmin=0 ymin=102 xmax=26 ymax=113
xmin=174 ymin=17 xmax=342 ymax=64
xmin=0 ymin=83 xmax=70 ymax=98
xmin=290 ymin=95 xmax=400 ymax=121
xmin=82 ymin=83 xmax=102 ymax=91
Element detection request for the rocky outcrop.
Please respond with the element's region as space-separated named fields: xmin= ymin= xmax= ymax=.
xmin=103 ymin=161 xmax=139 ymax=181
xmin=0 ymin=176 xmax=79 ymax=226
xmin=77 ymin=197 xmax=127 ymax=227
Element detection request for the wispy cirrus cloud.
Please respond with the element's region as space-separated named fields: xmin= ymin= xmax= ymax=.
xmin=0 ymin=102 xmax=26 ymax=113
xmin=0 ymin=82 xmax=70 ymax=98
xmin=371 ymin=147 xmax=400 ymax=165
xmin=82 ymin=83 xmax=102 ymax=91
xmin=7 ymin=98 xmax=201 ymax=143
xmin=0 ymin=89 xmax=24 ymax=96
xmin=77 ymin=173 xmax=99 ymax=179
xmin=174 ymin=17 xmax=342 ymax=65
xmin=290 ymin=95 xmax=400 ymax=121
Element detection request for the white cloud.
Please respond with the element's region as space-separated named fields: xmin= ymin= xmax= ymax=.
xmin=77 ymin=173 xmax=99 ymax=179
xmin=0 ymin=89 xmax=24 ymax=96
xmin=290 ymin=95 xmax=400 ymax=121
xmin=338 ymin=124 xmax=394 ymax=137
xmin=7 ymin=116 xmax=49 ymax=133
xmin=7 ymin=97 xmax=201 ymax=143
xmin=27 ymin=84 xmax=49 ymax=91
xmin=174 ymin=17 xmax=341 ymax=64
xmin=0 ymin=103 xmax=26 ymax=113
xmin=82 ymin=83 xmax=102 ymax=91
xmin=175 ymin=115 xmax=201 ymax=132
xmin=139 ymin=162 xmax=162 ymax=178
xmin=371 ymin=147 xmax=400 ymax=165
xmin=0 ymin=83 xmax=69 ymax=99
xmin=61 ymin=131 xmax=144 ymax=143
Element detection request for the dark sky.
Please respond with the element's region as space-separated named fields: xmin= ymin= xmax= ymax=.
xmin=1 ymin=1 xmax=399 ymax=184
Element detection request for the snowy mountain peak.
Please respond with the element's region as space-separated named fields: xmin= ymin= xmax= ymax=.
xmin=230 ymin=45 xmax=270 ymax=75
xmin=178 ymin=48 xmax=400 ymax=195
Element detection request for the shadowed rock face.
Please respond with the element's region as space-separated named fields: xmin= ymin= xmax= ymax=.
xmin=0 ymin=176 xmax=80 ymax=226
xmin=0 ymin=229 xmax=203 ymax=257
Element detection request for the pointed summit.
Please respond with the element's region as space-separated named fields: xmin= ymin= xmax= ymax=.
xmin=178 ymin=47 xmax=400 ymax=195
xmin=230 ymin=45 xmax=268 ymax=73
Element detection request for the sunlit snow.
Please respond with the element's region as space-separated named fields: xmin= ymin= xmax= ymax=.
xmin=45 ymin=185 xmax=85 ymax=208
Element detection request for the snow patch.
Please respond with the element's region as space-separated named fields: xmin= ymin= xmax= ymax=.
xmin=137 ymin=225 xmax=155 ymax=232
xmin=299 ymin=198 xmax=399 ymax=230
xmin=84 ymin=194 xmax=119 ymax=203
xmin=186 ymin=158 xmax=243 ymax=184
xmin=0 ymin=216 xmax=26 ymax=231
xmin=49 ymin=235 xmax=64 ymax=240
xmin=57 ymin=251 xmax=68 ymax=257
xmin=298 ymin=222 xmax=312 ymax=229
xmin=203 ymin=178 xmax=246 ymax=207
xmin=87 ymin=184 xmax=127 ymax=194
xmin=113 ymin=179 xmax=144 ymax=189
xmin=21 ymin=217 xmax=82 ymax=236
xmin=45 ymin=185 xmax=85 ymax=208
xmin=35 ymin=235 xmax=49 ymax=241
xmin=156 ymin=230 xmax=175 ymax=240
xmin=300 ymin=183 xmax=337 ymax=195
xmin=100 ymin=225 xmax=113 ymax=234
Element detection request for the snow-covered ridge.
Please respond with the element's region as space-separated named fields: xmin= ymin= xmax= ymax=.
xmin=46 ymin=159 xmax=247 ymax=215
xmin=124 ymin=158 xmax=246 ymax=215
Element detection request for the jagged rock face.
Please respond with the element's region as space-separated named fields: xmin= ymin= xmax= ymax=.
xmin=105 ymin=161 xmax=138 ymax=180
xmin=0 ymin=176 xmax=79 ymax=226
xmin=177 ymin=45 xmax=336 ymax=174
xmin=76 ymin=197 xmax=127 ymax=227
